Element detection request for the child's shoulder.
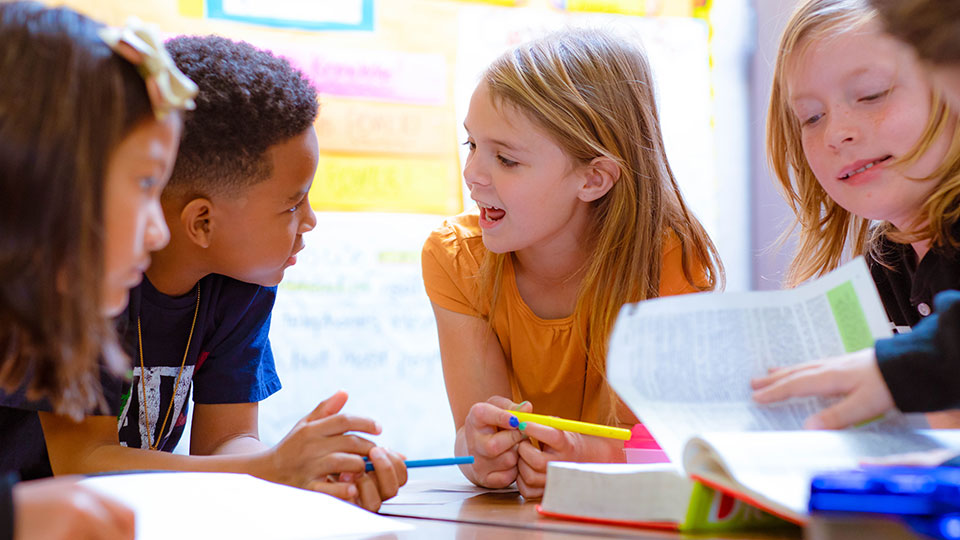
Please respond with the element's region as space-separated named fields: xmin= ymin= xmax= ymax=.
xmin=136 ymin=274 xmax=276 ymax=317
xmin=202 ymin=275 xmax=277 ymax=320
xmin=422 ymin=209 xmax=486 ymax=277
xmin=205 ymin=273 xmax=277 ymax=298
xmin=423 ymin=209 xmax=484 ymax=254
xmin=659 ymin=227 xmax=710 ymax=295
xmin=429 ymin=209 xmax=482 ymax=238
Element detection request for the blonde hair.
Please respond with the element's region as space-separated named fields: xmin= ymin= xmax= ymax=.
xmin=768 ymin=0 xmax=960 ymax=287
xmin=478 ymin=29 xmax=723 ymax=419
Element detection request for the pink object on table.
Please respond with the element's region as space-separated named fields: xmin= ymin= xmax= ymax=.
xmin=623 ymin=424 xmax=670 ymax=464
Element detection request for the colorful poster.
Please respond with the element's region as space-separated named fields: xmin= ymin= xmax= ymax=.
xmin=206 ymin=0 xmax=375 ymax=31
xmin=310 ymin=155 xmax=461 ymax=215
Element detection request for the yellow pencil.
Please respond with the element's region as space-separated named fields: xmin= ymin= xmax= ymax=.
xmin=509 ymin=411 xmax=631 ymax=441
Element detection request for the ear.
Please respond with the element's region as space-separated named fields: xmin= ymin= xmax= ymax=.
xmin=577 ymin=156 xmax=620 ymax=203
xmin=180 ymin=198 xmax=214 ymax=249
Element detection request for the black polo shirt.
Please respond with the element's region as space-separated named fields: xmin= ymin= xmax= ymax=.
xmin=869 ymin=230 xmax=960 ymax=329
xmin=877 ymin=290 xmax=960 ymax=412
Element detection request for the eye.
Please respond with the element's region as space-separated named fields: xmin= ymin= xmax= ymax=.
xmin=462 ymin=140 xmax=476 ymax=152
xmin=497 ymin=155 xmax=518 ymax=167
xmin=802 ymin=113 xmax=823 ymax=127
xmin=288 ymin=197 xmax=306 ymax=213
xmin=860 ymin=89 xmax=891 ymax=102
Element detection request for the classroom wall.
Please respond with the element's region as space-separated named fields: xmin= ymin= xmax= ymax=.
xmin=749 ymin=0 xmax=800 ymax=289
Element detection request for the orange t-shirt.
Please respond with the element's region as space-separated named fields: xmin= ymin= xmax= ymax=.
xmin=421 ymin=210 xmax=705 ymax=425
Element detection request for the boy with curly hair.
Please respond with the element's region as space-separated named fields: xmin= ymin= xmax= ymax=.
xmin=34 ymin=35 xmax=406 ymax=511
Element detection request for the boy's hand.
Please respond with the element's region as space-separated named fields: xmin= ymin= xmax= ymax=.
xmin=339 ymin=446 xmax=408 ymax=512
xmin=13 ymin=477 xmax=135 ymax=540
xmin=462 ymin=396 xmax=530 ymax=489
xmin=751 ymin=347 xmax=895 ymax=429
xmin=266 ymin=391 xmax=381 ymax=498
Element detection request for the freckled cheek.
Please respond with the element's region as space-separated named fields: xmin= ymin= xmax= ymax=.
xmin=800 ymin=139 xmax=828 ymax=181
xmin=877 ymin=106 xmax=923 ymax=144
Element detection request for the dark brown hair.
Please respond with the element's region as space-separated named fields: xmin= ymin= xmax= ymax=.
xmin=871 ymin=0 xmax=960 ymax=64
xmin=0 ymin=2 xmax=155 ymax=418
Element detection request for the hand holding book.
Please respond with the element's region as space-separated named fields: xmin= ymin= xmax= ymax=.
xmin=751 ymin=347 xmax=896 ymax=429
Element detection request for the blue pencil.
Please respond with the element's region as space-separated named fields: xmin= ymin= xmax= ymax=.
xmin=364 ymin=456 xmax=474 ymax=472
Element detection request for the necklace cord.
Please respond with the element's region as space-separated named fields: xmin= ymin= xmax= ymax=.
xmin=136 ymin=283 xmax=200 ymax=450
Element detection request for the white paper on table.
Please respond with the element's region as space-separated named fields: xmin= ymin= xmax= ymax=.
xmin=382 ymin=478 xmax=518 ymax=505
xmin=80 ymin=471 xmax=413 ymax=540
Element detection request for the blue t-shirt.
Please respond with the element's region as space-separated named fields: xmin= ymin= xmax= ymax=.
xmin=0 ymin=273 xmax=282 ymax=476
xmin=106 ymin=273 xmax=282 ymax=452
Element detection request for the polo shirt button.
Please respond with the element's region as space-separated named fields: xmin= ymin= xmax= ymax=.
xmin=918 ymin=302 xmax=932 ymax=317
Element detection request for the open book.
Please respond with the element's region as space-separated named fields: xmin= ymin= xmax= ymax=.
xmin=539 ymin=461 xmax=787 ymax=531
xmin=544 ymin=258 xmax=938 ymax=528
xmin=540 ymin=431 xmax=960 ymax=529
xmin=608 ymin=256 xmax=927 ymax=454
xmin=682 ymin=430 xmax=960 ymax=524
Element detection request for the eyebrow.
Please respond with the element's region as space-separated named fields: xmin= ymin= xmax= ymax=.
xmin=790 ymin=67 xmax=885 ymax=103
xmin=285 ymin=190 xmax=308 ymax=205
xmin=462 ymin=123 xmax=525 ymax=153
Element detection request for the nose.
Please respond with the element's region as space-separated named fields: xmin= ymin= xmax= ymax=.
xmin=145 ymin=201 xmax=170 ymax=252
xmin=825 ymin=108 xmax=859 ymax=150
xmin=299 ymin=200 xmax=317 ymax=234
xmin=462 ymin=152 xmax=490 ymax=191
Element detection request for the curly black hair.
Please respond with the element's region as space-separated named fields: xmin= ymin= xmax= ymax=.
xmin=164 ymin=35 xmax=318 ymax=197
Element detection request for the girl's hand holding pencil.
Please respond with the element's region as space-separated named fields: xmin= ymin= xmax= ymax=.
xmin=462 ymin=397 xmax=633 ymax=499
xmin=507 ymin=412 xmax=632 ymax=499
xmin=460 ymin=396 xmax=532 ymax=490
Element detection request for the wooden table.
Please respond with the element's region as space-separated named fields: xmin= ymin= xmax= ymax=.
xmin=370 ymin=474 xmax=803 ymax=539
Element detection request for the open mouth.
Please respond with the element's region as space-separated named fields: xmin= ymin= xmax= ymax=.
xmin=478 ymin=202 xmax=505 ymax=224
xmin=839 ymin=156 xmax=892 ymax=180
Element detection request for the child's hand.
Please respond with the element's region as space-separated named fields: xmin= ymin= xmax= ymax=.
xmin=514 ymin=422 xmax=583 ymax=499
xmin=751 ymin=347 xmax=895 ymax=429
xmin=512 ymin=421 xmax=626 ymax=499
xmin=339 ymin=447 xmax=408 ymax=512
xmin=13 ymin=477 xmax=135 ymax=540
xmin=265 ymin=391 xmax=381 ymax=498
xmin=462 ymin=396 xmax=530 ymax=489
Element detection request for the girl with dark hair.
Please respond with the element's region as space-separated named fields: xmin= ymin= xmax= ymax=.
xmin=0 ymin=2 xmax=195 ymax=538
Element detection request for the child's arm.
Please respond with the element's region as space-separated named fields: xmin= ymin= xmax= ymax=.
xmin=431 ymin=303 xmax=527 ymax=490
xmin=13 ymin=477 xmax=135 ymax=540
xmin=190 ymin=401 xmax=267 ymax=455
xmin=37 ymin=391 xmax=402 ymax=509
xmin=750 ymin=347 xmax=895 ymax=429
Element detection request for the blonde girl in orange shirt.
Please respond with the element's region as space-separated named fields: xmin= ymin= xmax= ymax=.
xmin=422 ymin=28 xmax=723 ymax=498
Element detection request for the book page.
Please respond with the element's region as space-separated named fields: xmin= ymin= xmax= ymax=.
xmin=682 ymin=430 xmax=960 ymax=520
xmin=607 ymin=258 xmax=926 ymax=462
